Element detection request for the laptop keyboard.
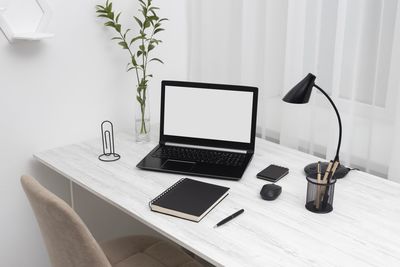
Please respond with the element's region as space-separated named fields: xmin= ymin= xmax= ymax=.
xmin=152 ymin=146 xmax=246 ymax=167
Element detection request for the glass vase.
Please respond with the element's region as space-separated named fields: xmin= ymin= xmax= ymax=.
xmin=135 ymin=88 xmax=150 ymax=142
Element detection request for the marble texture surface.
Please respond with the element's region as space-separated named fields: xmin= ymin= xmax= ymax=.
xmin=34 ymin=133 xmax=400 ymax=267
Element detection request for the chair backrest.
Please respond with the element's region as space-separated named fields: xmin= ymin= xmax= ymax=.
xmin=21 ymin=175 xmax=111 ymax=267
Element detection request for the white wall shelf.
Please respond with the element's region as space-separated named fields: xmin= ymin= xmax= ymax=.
xmin=0 ymin=0 xmax=53 ymax=43
xmin=13 ymin=32 xmax=54 ymax=41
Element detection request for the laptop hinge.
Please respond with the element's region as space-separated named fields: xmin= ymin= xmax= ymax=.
xmin=164 ymin=142 xmax=249 ymax=154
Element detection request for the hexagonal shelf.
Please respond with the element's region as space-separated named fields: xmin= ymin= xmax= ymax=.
xmin=0 ymin=0 xmax=54 ymax=42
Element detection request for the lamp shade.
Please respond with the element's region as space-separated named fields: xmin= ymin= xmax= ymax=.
xmin=283 ymin=73 xmax=316 ymax=104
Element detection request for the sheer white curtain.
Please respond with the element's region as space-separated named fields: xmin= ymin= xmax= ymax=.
xmin=186 ymin=0 xmax=400 ymax=182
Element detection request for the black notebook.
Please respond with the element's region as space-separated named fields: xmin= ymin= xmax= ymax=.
xmin=149 ymin=178 xmax=230 ymax=222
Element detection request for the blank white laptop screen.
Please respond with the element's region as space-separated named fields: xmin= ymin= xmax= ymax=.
xmin=163 ymin=86 xmax=254 ymax=143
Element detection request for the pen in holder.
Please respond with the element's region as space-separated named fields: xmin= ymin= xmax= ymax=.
xmin=305 ymin=175 xmax=336 ymax=213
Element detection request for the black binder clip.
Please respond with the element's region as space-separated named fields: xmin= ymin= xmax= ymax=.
xmin=98 ymin=120 xmax=120 ymax=162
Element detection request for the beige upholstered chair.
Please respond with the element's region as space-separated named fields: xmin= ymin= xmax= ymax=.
xmin=21 ymin=175 xmax=203 ymax=267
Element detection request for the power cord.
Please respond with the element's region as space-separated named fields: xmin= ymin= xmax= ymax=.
xmin=346 ymin=167 xmax=360 ymax=172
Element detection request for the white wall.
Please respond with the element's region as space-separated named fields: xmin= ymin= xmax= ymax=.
xmin=0 ymin=0 xmax=188 ymax=266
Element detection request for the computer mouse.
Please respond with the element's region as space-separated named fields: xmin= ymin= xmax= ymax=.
xmin=260 ymin=184 xmax=282 ymax=201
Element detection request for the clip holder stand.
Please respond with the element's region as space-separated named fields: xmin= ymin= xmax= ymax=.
xmin=98 ymin=120 xmax=120 ymax=162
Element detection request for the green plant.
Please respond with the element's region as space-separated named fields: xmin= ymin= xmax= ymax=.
xmin=96 ymin=0 xmax=167 ymax=135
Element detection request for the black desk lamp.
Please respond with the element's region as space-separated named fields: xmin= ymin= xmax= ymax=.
xmin=282 ymin=73 xmax=349 ymax=178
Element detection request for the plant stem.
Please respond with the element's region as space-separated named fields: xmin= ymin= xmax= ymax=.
xmin=140 ymin=88 xmax=147 ymax=134
xmin=118 ymin=31 xmax=140 ymax=86
xmin=116 ymin=28 xmax=146 ymax=135
xmin=140 ymin=104 xmax=147 ymax=134
xmin=142 ymin=34 xmax=146 ymax=80
xmin=144 ymin=29 xmax=156 ymax=72
xmin=139 ymin=11 xmax=147 ymax=135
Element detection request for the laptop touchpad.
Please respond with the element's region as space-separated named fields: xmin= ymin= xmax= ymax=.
xmin=161 ymin=160 xmax=195 ymax=172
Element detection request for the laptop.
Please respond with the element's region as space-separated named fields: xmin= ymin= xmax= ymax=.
xmin=136 ymin=80 xmax=258 ymax=180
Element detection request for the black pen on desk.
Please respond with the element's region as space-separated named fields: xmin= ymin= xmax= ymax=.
xmin=214 ymin=209 xmax=244 ymax=228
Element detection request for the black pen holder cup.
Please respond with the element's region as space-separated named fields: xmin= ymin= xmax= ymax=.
xmin=305 ymin=176 xmax=337 ymax=214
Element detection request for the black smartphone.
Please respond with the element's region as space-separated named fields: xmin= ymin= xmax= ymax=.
xmin=256 ymin=164 xmax=289 ymax=182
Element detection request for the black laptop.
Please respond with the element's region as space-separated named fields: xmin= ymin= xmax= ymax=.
xmin=136 ymin=81 xmax=258 ymax=180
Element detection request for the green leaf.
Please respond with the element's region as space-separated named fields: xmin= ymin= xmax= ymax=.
xmin=127 ymin=66 xmax=137 ymax=72
xmin=97 ymin=14 xmax=109 ymax=18
xmin=154 ymin=28 xmax=164 ymax=34
xmin=144 ymin=19 xmax=151 ymax=29
xmin=115 ymin=12 xmax=121 ymax=23
xmin=139 ymin=0 xmax=146 ymax=7
xmin=104 ymin=21 xmax=115 ymax=28
xmin=136 ymin=96 xmax=143 ymax=104
xmin=137 ymin=51 xmax=143 ymax=57
xmin=130 ymin=36 xmax=142 ymax=46
xmin=148 ymin=15 xmax=158 ymax=21
xmin=142 ymin=7 xmax=148 ymax=17
xmin=111 ymin=37 xmax=122 ymax=40
xmin=131 ymin=56 xmax=137 ymax=66
xmin=96 ymin=10 xmax=108 ymax=14
xmin=118 ymin=41 xmax=128 ymax=49
xmin=106 ymin=2 xmax=112 ymax=12
xmin=149 ymin=39 xmax=158 ymax=45
xmin=134 ymin=16 xmax=142 ymax=28
xmin=138 ymin=79 xmax=146 ymax=91
xmin=139 ymin=44 xmax=146 ymax=51
xmin=150 ymin=10 xmax=157 ymax=18
xmin=149 ymin=58 xmax=164 ymax=64
xmin=158 ymin=18 xmax=169 ymax=22
xmin=148 ymin=44 xmax=155 ymax=51
xmin=123 ymin=29 xmax=131 ymax=38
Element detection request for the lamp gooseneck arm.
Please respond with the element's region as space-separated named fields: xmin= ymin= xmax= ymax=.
xmin=314 ymin=84 xmax=342 ymax=161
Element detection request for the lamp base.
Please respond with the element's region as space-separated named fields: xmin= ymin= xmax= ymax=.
xmin=304 ymin=162 xmax=349 ymax=179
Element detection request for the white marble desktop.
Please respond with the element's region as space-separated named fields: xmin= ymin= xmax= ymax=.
xmin=34 ymin=133 xmax=400 ymax=267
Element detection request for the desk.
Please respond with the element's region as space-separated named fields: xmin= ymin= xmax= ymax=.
xmin=34 ymin=133 xmax=400 ymax=267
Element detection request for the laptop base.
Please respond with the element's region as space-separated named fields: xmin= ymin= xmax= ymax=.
xmin=136 ymin=145 xmax=252 ymax=181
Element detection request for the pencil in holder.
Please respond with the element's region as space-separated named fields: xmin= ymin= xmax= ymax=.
xmin=305 ymin=176 xmax=336 ymax=213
